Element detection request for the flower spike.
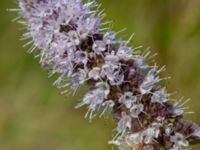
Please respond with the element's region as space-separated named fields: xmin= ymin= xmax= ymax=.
xmin=14 ymin=0 xmax=200 ymax=149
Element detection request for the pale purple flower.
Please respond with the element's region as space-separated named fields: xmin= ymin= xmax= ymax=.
xmin=129 ymin=104 xmax=144 ymax=118
xmin=170 ymin=133 xmax=189 ymax=150
xmin=14 ymin=0 xmax=200 ymax=149
xmin=119 ymin=92 xmax=137 ymax=109
xmin=92 ymin=40 xmax=106 ymax=54
xmin=126 ymin=132 xmax=143 ymax=145
xmin=117 ymin=112 xmax=132 ymax=136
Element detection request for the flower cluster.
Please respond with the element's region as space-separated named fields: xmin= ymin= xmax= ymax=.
xmin=16 ymin=0 xmax=200 ymax=149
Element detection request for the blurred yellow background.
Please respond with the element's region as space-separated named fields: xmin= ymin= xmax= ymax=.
xmin=1 ymin=0 xmax=200 ymax=149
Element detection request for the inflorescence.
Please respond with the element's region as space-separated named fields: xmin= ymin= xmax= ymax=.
xmin=11 ymin=0 xmax=200 ymax=149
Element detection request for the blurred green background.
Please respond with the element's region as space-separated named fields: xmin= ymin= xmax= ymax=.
xmin=1 ymin=0 xmax=200 ymax=149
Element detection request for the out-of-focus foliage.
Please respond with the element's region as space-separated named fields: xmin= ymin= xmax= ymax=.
xmin=0 ymin=0 xmax=200 ymax=149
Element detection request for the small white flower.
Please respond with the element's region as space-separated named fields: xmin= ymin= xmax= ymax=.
xmin=76 ymin=84 xmax=110 ymax=120
xmin=170 ymin=133 xmax=189 ymax=150
xmin=165 ymin=123 xmax=174 ymax=136
xmin=104 ymin=31 xmax=116 ymax=44
xmin=101 ymin=62 xmax=123 ymax=85
xmin=143 ymin=128 xmax=159 ymax=144
xmin=134 ymin=56 xmax=149 ymax=70
xmin=119 ymin=92 xmax=137 ymax=109
xmin=117 ymin=112 xmax=132 ymax=135
xmin=67 ymin=30 xmax=80 ymax=45
xmin=75 ymin=82 xmax=109 ymax=113
xmin=78 ymin=15 xmax=100 ymax=37
xmin=101 ymin=63 xmax=119 ymax=79
xmin=109 ymin=71 xmax=124 ymax=86
xmin=138 ymin=121 xmax=161 ymax=145
xmin=88 ymin=67 xmax=101 ymax=80
xmin=130 ymin=104 xmax=144 ymax=118
xmin=151 ymin=88 xmax=168 ymax=104
xmin=71 ymin=68 xmax=88 ymax=89
xmin=105 ymin=51 xmax=119 ymax=63
xmin=173 ymin=107 xmax=184 ymax=116
xmin=74 ymin=51 xmax=88 ymax=65
xmin=140 ymin=68 xmax=159 ymax=94
xmin=193 ymin=128 xmax=200 ymax=139
xmin=126 ymin=132 xmax=143 ymax=145
xmin=95 ymin=81 xmax=110 ymax=97
xmin=117 ymin=45 xmax=133 ymax=60
xmin=92 ymin=40 xmax=106 ymax=54
xmin=101 ymin=100 xmax=115 ymax=116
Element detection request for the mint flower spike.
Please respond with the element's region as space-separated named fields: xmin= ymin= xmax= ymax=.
xmin=15 ymin=0 xmax=200 ymax=149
